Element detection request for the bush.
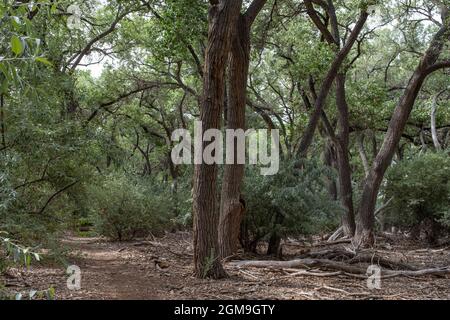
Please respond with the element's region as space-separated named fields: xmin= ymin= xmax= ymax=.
xmin=384 ymin=152 xmax=450 ymax=241
xmin=90 ymin=173 xmax=173 ymax=241
xmin=241 ymin=159 xmax=342 ymax=253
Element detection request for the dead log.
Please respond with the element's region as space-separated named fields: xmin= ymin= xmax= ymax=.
xmin=230 ymin=258 xmax=367 ymax=274
xmin=314 ymin=239 xmax=352 ymax=247
xmin=298 ymin=248 xmax=354 ymax=260
xmin=230 ymin=259 xmax=450 ymax=278
xmin=382 ymin=267 xmax=450 ymax=278
xmin=348 ymin=253 xmax=417 ymax=271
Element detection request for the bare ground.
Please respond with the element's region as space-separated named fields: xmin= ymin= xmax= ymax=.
xmin=2 ymin=232 xmax=449 ymax=300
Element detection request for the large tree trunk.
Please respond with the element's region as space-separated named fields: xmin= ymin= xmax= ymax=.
xmin=218 ymin=15 xmax=249 ymax=260
xmin=193 ymin=0 xmax=242 ymax=279
xmin=335 ymin=73 xmax=356 ymax=236
xmin=218 ymin=0 xmax=267 ymax=259
xmin=355 ymin=20 xmax=449 ymax=247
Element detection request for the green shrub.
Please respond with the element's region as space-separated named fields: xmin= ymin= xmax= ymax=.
xmin=241 ymin=159 xmax=342 ymax=252
xmin=90 ymin=173 xmax=173 ymax=241
xmin=384 ymin=152 xmax=450 ymax=233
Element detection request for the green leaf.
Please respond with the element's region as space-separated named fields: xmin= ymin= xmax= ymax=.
xmin=46 ymin=287 xmax=56 ymax=300
xmin=11 ymin=36 xmax=24 ymax=56
xmin=35 ymin=57 xmax=53 ymax=67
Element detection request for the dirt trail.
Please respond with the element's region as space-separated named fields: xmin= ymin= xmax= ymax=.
xmin=3 ymin=233 xmax=450 ymax=300
xmin=61 ymin=237 xmax=163 ymax=300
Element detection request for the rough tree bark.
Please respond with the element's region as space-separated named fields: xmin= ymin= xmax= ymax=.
xmin=301 ymin=0 xmax=360 ymax=236
xmin=357 ymin=132 xmax=370 ymax=178
xmin=218 ymin=0 xmax=267 ymax=259
xmin=335 ymin=73 xmax=356 ymax=236
xmin=193 ymin=0 xmax=242 ymax=279
xmin=329 ymin=0 xmax=356 ymax=236
xmin=355 ymin=14 xmax=449 ymax=247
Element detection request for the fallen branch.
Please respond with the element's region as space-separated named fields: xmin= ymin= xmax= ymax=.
xmin=229 ymin=259 xmax=450 ymax=279
xmin=281 ymin=270 xmax=342 ymax=278
xmin=348 ymin=253 xmax=416 ymax=271
xmin=314 ymin=239 xmax=352 ymax=247
xmin=381 ymin=267 xmax=450 ymax=278
xmin=327 ymin=227 xmax=344 ymax=242
xmin=230 ymin=258 xmax=366 ymax=274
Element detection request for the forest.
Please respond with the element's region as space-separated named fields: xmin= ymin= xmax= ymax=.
xmin=0 ymin=0 xmax=449 ymax=301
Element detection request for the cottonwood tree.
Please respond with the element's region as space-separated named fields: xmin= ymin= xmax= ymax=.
xmin=193 ymin=0 xmax=243 ymax=279
xmin=218 ymin=0 xmax=268 ymax=260
xmin=355 ymin=4 xmax=449 ymax=247
xmin=298 ymin=0 xmax=370 ymax=236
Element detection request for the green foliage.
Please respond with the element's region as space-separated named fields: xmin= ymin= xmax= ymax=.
xmin=89 ymin=173 xmax=174 ymax=241
xmin=384 ymin=153 xmax=450 ymax=229
xmin=241 ymin=160 xmax=342 ymax=249
xmin=0 ymin=231 xmax=47 ymax=300
xmin=0 ymin=231 xmax=41 ymax=268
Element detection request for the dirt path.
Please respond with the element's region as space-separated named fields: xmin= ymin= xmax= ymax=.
xmin=61 ymin=237 xmax=163 ymax=299
xmin=3 ymin=233 xmax=450 ymax=300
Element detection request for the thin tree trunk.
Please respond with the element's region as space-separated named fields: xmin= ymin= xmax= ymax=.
xmin=0 ymin=94 xmax=5 ymax=148
xmin=355 ymin=19 xmax=449 ymax=247
xmin=219 ymin=15 xmax=249 ymax=260
xmin=303 ymin=1 xmax=358 ymax=235
xmin=431 ymin=89 xmax=446 ymax=151
xmin=357 ymin=132 xmax=370 ymax=178
xmin=193 ymin=0 xmax=242 ymax=279
xmin=322 ymin=140 xmax=338 ymax=200
xmin=335 ymin=73 xmax=356 ymax=236
xmin=267 ymin=207 xmax=284 ymax=256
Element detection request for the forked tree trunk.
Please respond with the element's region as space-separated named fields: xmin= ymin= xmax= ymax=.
xmin=218 ymin=0 xmax=267 ymax=259
xmin=193 ymin=0 xmax=242 ymax=279
xmin=219 ymin=15 xmax=249 ymax=260
xmin=296 ymin=10 xmax=369 ymax=157
xmin=355 ymin=19 xmax=449 ymax=247
xmin=302 ymin=0 xmax=362 ymax=236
